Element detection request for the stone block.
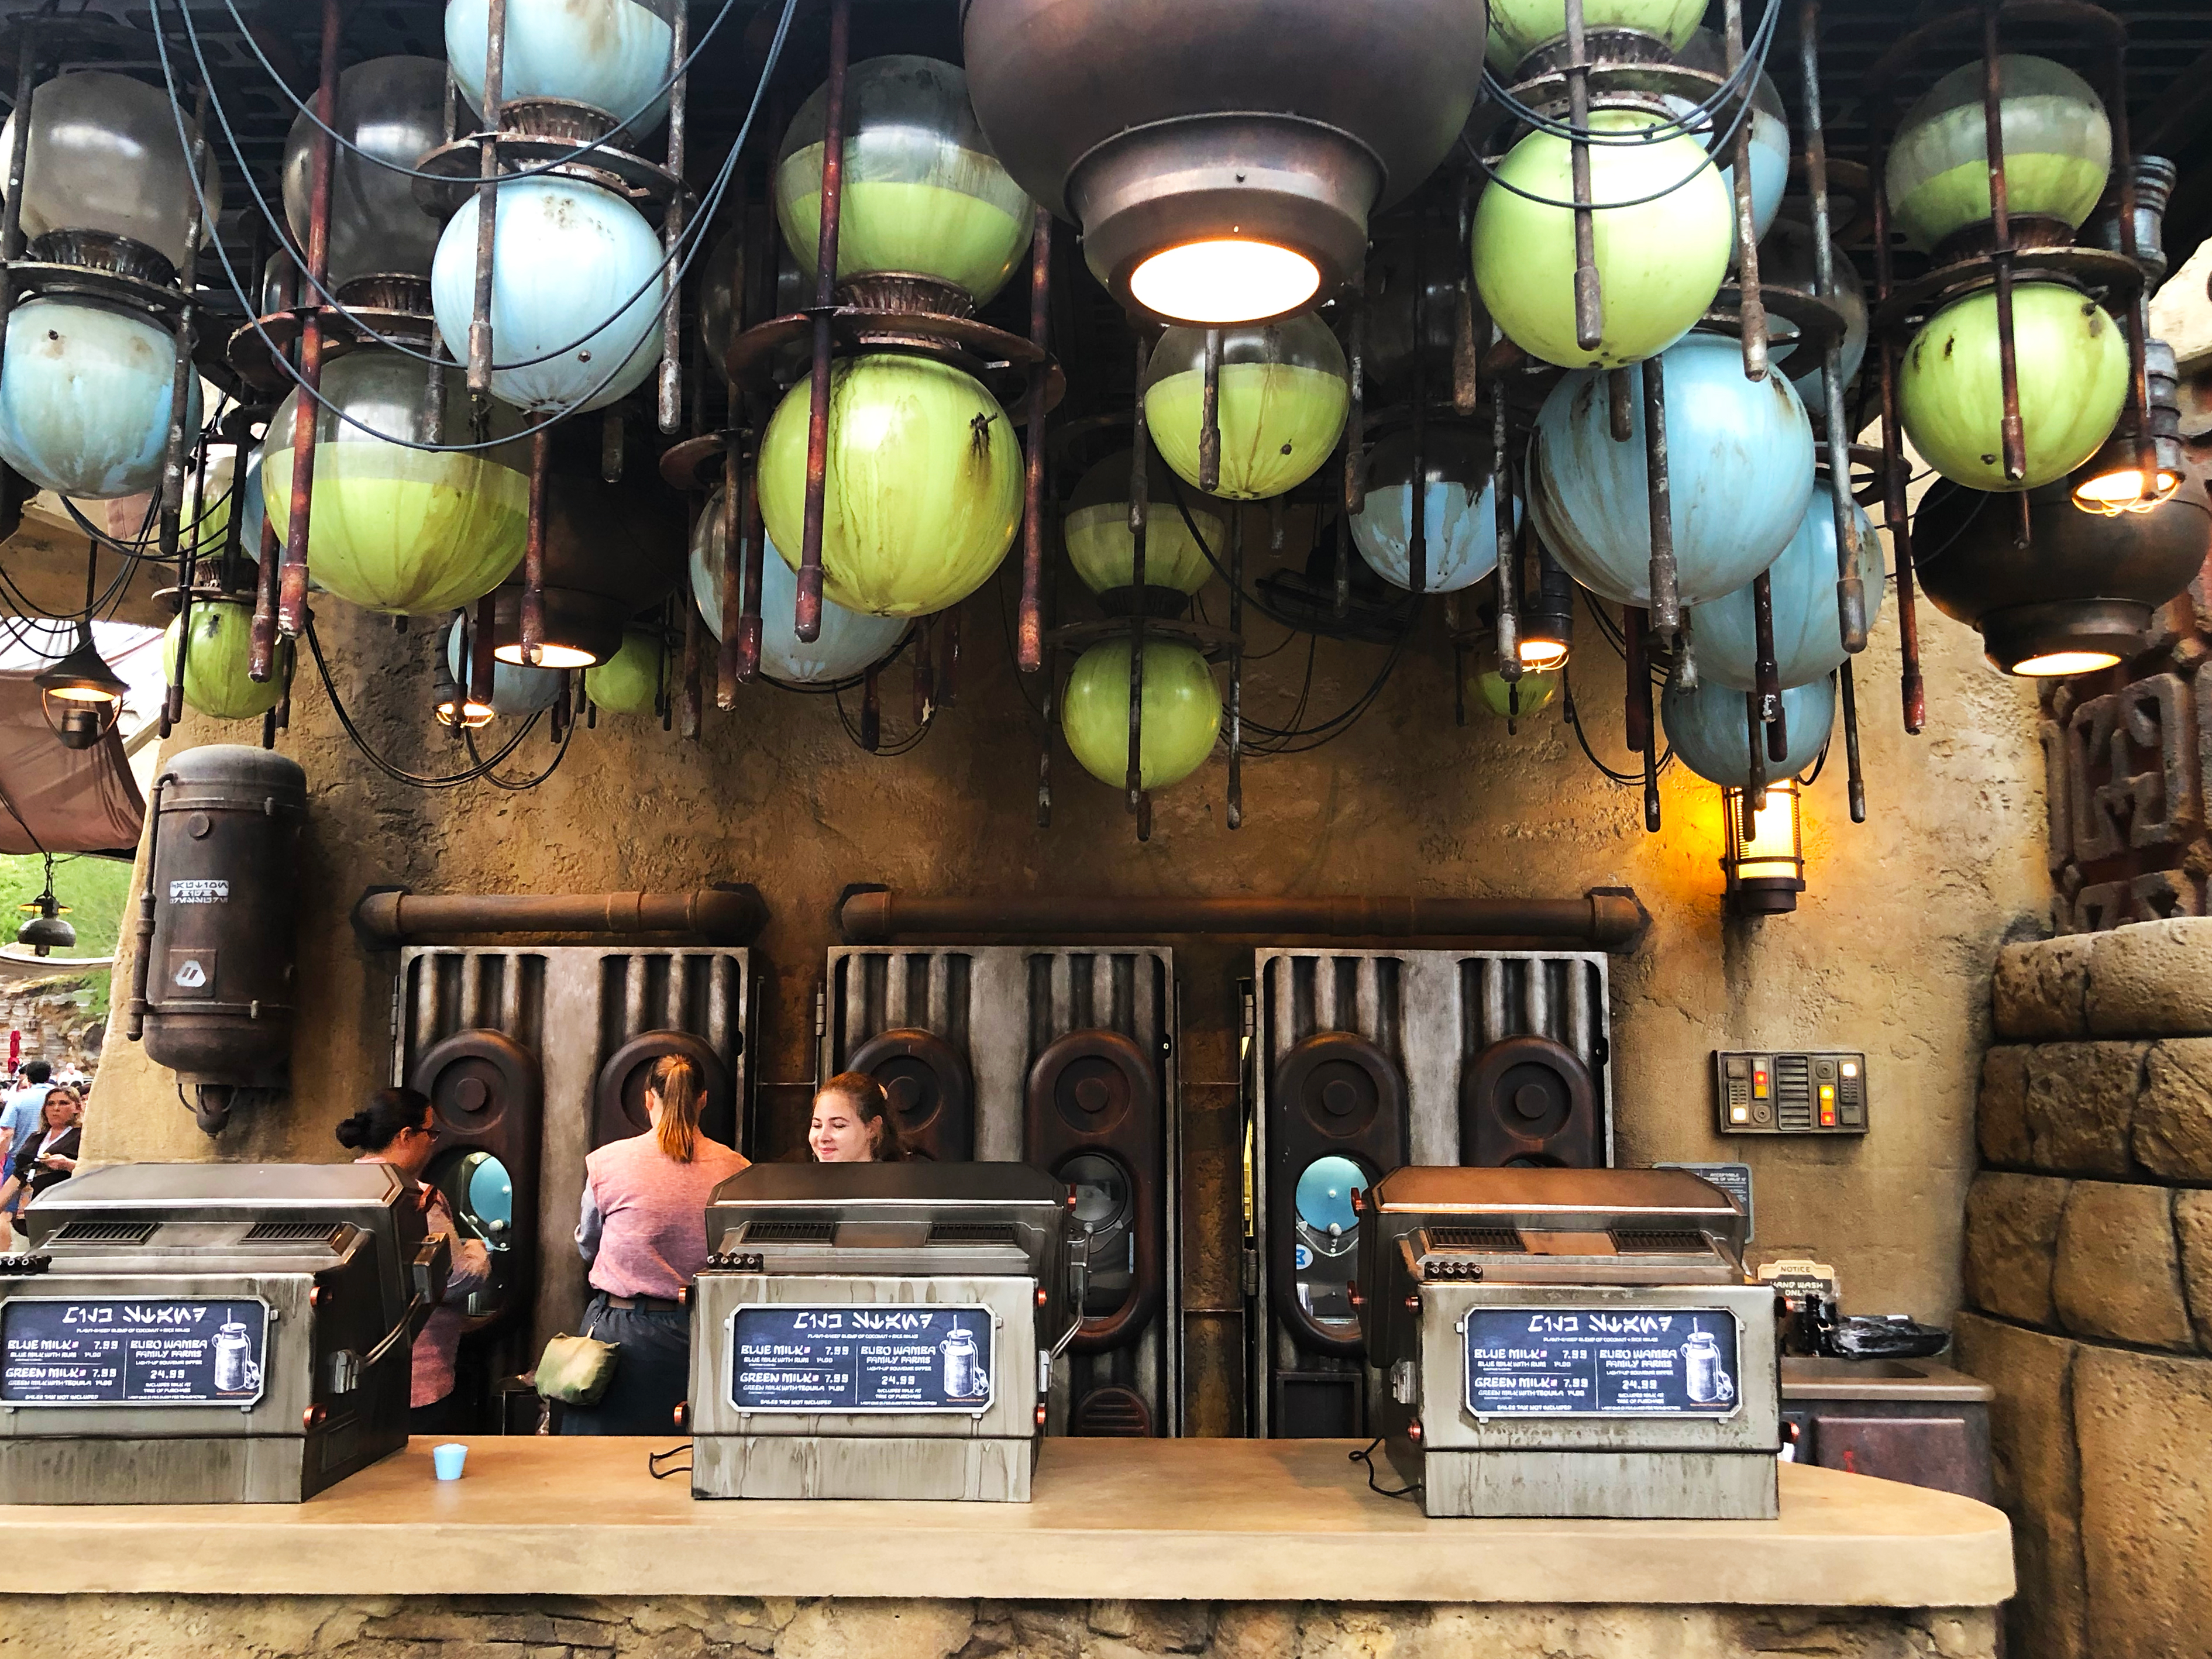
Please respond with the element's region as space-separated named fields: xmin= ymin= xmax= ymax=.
xmin=1979 ymin=1046 xmax=2032 ymax=1166
xmin=2052 ymin=1182 xmax=2193 ymax=1350
xmin=1208 ymin=1606 xmax=1299 ymax=1659
xmin=2021 ymin=1043 xmax=2144 ymax=1176
xmin=1963 ymin=1172 xmax=2070 ymax=1326
xmin=2073 ymin=1347 xmax=2212 ymax=1659
xmin=1994 ymin=935 xmax=2094 ymax=1038
xmin=2086 ymin=917 xmax=2212 ymax=1036
xmin=1129 ymin=1602 xmax=1212 ymax=1653
xmin=2135 ymin=1038 xmax=2212 ymax=1181
xmin=772 ymin=1599 xmax=976 ymax=1659
xmin=1953 ymin=1313 xmax=2087 ymax=1659
xmin=2177 ymin=1191 xmax=2212 ymax=1355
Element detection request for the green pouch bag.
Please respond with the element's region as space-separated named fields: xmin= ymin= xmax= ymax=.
xmin=536 ymin=1326 xmax=620 ymax=1407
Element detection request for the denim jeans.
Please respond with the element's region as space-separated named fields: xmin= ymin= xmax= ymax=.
xmin=557 ymin=1293 xmax=692 ymax=1437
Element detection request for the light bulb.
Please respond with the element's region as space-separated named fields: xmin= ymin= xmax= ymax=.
xmin=1129 ymin=239 xmax=1320 ymax=325
xmin=2072 ymin=464 xmax=2183 ymax=516
xmin=2011 ymin=649 xmax=2121 ymax=677
xmin=494 ymin=642 xmax=599 ymax=670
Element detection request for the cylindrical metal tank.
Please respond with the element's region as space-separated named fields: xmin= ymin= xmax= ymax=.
xmin=128 ymin=746 xmax=309 ymax=1135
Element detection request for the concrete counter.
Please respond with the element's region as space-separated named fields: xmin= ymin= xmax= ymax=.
xmin=0 ymin=1436 xmax=2012 ymax=1608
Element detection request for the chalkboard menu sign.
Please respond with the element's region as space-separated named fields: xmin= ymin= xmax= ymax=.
xmin=1463 ymin=1306 xmax=1740 ymax=1419
xmin=728 ymin=1305 xmax=994 ymax=1413
xmin=1 ymin=1297 xmax=269 ymax=1407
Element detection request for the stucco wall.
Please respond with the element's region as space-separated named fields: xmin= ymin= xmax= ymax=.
xmin=79 ymin=536 xmax=2046 ymax=1428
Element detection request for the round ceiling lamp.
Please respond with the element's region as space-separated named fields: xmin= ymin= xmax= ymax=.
xmin=961 ymin=0 xmax=1487 ymax=324
xmin=1912 ymin=467 xmax=2210 ymax=677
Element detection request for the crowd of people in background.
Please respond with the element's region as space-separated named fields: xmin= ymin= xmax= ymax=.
xmin=0 ymin=1060 xmax=88 ymax=1250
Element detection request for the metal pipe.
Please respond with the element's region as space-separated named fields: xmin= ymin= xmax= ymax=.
xmin=837 ymin=890 xmax=1651 ymax=951
xmin=656 ymin=0 xmax=690 ymax=434
xmin=1494 ymin=367 xmax=1520 ymax=671
xmin=353 ymin=886 xmax=769 ymax=949
xmin=739 ymin=452 xmax=766 ymax=680
xmin=1752 ymin=568 xmax=1786 ymax=761
xmin=911 ymin=615 xmax=934 ymax=724
xmin=249 ymin=505 xmax=281 ymax=682
xmin=1344 ymin=270 xmax=1366 ymax=515
xmin=1018 ymin=208 xmax=1051 ymax=671
xmin=1607 ymin=366 xmax=1633 ymax=443
xmin=1869 ymin=115 xmax=1925 ymax=733
xmin=1640 ymin=352 xmax=1677 ymax=639
xmin=1799 ymin=0 xmax=1867 ymax=652
xmin=1980 ymin=6 xmax=2025 ymax=484
xmin=125 ymin=773 xmax=173 ymax=1041
xmin=795 ymin=0 xmax=852 ymax=645
xmin=680 ymin=595 xmax=701 ymax=741
xmin=1409 ymin=232 xmax=1429 ymax=597
xmin=1453 ymin=173 xmax=1480 ymax=416
xmin=466 ymin=0 xmax=508 ymax=399
xmin=470 ymin=592 xmax=497 ymax=712
xmin=1227 ymin=507 xmax=1244 ymax=830
xmin=0 ymin=25 xmax=39 ymax=386
xmin=1197 ymin=326 xmax=1223 ymax=494
xmin=1126 ymin=335 xmax=1150 ymax=816
xmin=1742 ymin=691 xmax=1767 ymax=828
xmin=277 ymin=0 xmax=345 ymax=642
xmin=1563 ymin=0 xmax=1604 ymax=353
xmin=2106 ymin=38 xmax=2156 ymax=503
xmin=718 ymin=438 xmax=741 ymax=703
xmin=1839 ymin=659 xmax=1866 ymax=822
xmin=160 ymin=88 xmax=212 ymax=734
xmin=1625 ymin=605 xmax=1659 ymax=832
xmin=860 ymin=662 xmax=880 ymax=752
xmin=1722 ymin=0 xmax=1767 ymax=380
xmin=521 ymin=424 xmax=550 ymax=662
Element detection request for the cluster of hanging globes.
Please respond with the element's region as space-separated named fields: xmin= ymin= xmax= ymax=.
xmin=0 ymin=0 xmax=2168 ymax=800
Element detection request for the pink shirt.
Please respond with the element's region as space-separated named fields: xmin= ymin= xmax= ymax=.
xmin=576 ymin=1130 xmax=748 ymax=1301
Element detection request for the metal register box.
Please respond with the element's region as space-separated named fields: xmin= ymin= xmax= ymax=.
xmin=0 ymin=1163 xmax=445 ymax=1504
xmin=690 ymin=1163 xmax=1072 ymax=1502
xmin=1357 ymin=1167 xmax=1779 ymax=1519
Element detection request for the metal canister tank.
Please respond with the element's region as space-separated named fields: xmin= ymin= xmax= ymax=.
xmin=126 ymin=744 xmax=308 ymax=1133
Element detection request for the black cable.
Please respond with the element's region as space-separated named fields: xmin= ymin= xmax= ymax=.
xmin=646 ymin=1443 xmax=694 ymax=1480
xmin=1349 ymin=1437 xmax=1421 ymax=1500
xmin=1561 ymin=665 xmax=1676 ymax=786
xmin=462 ymin=693 xmax=579 ymax=789
xmin=301 ymin=616 xmax=545 ymax=789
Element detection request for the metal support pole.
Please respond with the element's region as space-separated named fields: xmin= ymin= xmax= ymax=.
xmin=1870 ymin=123 xmax=1925 ymax=734
xmin=1017 ymin=208 xmax=1051 ymax=671
xmin=656 ymin=1 xmax=689 ymax=434
xmin=1839 ymin=659 xmax=1866 ymax=822
xmin=1640 ymin=353 xmax=1678 ymax=639
xmin=1798 ymin=0 xmax=1867 ymax=653
xmin=718 ymin=441 xmax=741 ymax=705
xmin=796 ymin=0 xmax=852 ymax=645
xmin=1752 ymin=569 xmax=1786 ymax=761
xmin=1723 ymin=0 xmax=1767 ymax=380
xmin=0 ymin=29 xmax=38 ymax=388
xmin=1494 ymin=368 xmax=1520 ymax=673
xmin=161 ymin=87 xmax=211 ymax=731
xmin=1409 ymin=233 xmax=1429 ymax=597
xmin=275 ymin=0 xmax=344 ymax=648
xmin=1126 ymin=338 xmax=1150 ymax=819
xmin=1626 ymin=606 xmax=1660 ymax=832
xmin=466 ymin=0 xmax=508 ymax=400
xmin=1344 ymin=270 xmax=1366 ymax=515
xmin=470 ymin=592 xmax=497 ymax=712
xmin=1742 ymin=691 xmax=1767 ymax=831
xmin=1227 ymin=509 xmax=1244 ymax=830
xmin=680 ymin=596 xmax=701 ymax=741
xmin=860 ymin=663 xmax=880 ymax=752
xmin=518 ymin=424 xmax=550 ymax=662
xmin=1607 ymin=366 xmax=1634 ymax=443
xmin=2106 ymin=39 xmax=2156 ymax=502
xmin=1564 ymin=0 xmax=1604 ymax=353
xmin=1453 ymin=173 xmax=1480 ymax=416
xmin=1198 ymin=326 xmax=1223 ymax=495
xmin=739 ymin=452 xmax=766 ymax=681
xmin=1979 ymin=8 xmax=2024 ymax=484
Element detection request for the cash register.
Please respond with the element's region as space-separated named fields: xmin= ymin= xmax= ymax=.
xmin=0 ymin=1162 xmax=448 ymax=1503
xmin=687 ymin=1162 xmax=1074 ymax=1501
xmin=1355 ymin=1166 xmax=1780 ymax=1519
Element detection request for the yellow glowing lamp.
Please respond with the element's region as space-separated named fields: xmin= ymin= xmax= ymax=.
xmin=2070 ymin=455 xmax=2183 ymax=517
xmin=1128 ymin=238 xmax=1320 ymax=325
xmin=1721 ymin=778 xmax=1805 ymax=915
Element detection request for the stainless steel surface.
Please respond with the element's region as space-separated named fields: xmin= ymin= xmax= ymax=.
xmin=822 ymin=944 xmax=1180 ymax=1437
xmin=1 ymin=1163 xmax=424 ymax=1504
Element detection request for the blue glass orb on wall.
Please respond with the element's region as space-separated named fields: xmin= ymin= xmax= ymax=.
xmin=431 ymin=176 xmax=667 ymax=415
xmin=1662 ymin=671 xmax=1835 ymax=787
xmin=446 ymin=0 xmax=676 ymax=136
xmin=0 ymin=298 xmax=201 ymax=499
xmin=1531 ymin=332 xmax=1813 ymax=608
xmin=1348 ymin=428 xmax=1520 ymax=594
xmin=691 ymin=484 xmax=909 ymax=686
xmin=1692 ymin=488 xmax=1883 ymax=691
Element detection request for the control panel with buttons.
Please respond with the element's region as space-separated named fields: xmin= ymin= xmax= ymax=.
xmin=1712 ymin=1051 xmax=1868 ymax=1135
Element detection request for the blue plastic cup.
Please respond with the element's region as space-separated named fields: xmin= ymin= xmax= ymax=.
xmin=432 ymin=1442 xmax=468 ymax=1481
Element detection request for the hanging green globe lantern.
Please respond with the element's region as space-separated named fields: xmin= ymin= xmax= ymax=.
xmin=260 ymin=349 xmax=529 ymax=615
xmin=1472 ymin=108 xmax=1733 ymax=370
xmin=1064 ymin=449 xmax=1223 ymax=597
xmin=775 ymin=55 xmax=1034 ymax=310
xmin=1886 ymin=56 xmax=2110 ymax=255
xmin=1485 ymin=0 xmax=1707 ymax=70
xmin=1471 ymin=662 xmax=1560 ymax=721
xmin=758 ymin=352 xmax=1024 ymax=617
xmin=1061 ymin=637 xmax=1222 ymax=791
xmin=586 ymin=629 xmax=665 ymax=715
xmin=1142 ymin=314 xmax=1348 ymax=502
xmin=1900 ymin=281 xmax=2128 ymax=491
xmin=162 ymin=598 xmax=285 ymax=722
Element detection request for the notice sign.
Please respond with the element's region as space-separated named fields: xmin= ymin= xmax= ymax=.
xmin=1 ymin=1297 xmax=269 ymax=1407
xmin=728 ymin=1305 xmax=994 ymax=1414
xmin=1463 ymin=1306 xmax=1740 ymax=1419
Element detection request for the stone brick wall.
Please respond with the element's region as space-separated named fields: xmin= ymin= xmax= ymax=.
xmin=0 ymin=1595 xmax=1997 ymax=1659
xmin=1955 ymin=917 xmax=2212 ymax=1659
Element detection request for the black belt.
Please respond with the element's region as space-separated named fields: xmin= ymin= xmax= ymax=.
xmin=601 ymin=1292 xmax=682 ymax=1313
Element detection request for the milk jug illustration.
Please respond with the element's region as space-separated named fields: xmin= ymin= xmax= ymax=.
xmin=940 ymin=1325 xmax=985 ymax=1400
xmin=213 ymin=1321 xmax=262 ymax=1395
xmin=1684 ymin=1328 xmax=1734 ymax=1405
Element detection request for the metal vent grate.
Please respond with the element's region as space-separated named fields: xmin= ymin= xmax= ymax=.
xmin=51 ymin=1221 xmax=156 ymax=1245
xmin=1427 ymin=1227 xmax=1523 ymax=1252
xmin=1775 ymin=1053 xmax=1814 ymax=1131
xmin=929 ymin=1222 xmax=1017 ymax=1245
xmin=742 ymin=1220 xmax=835 ymax=1244
xmin=1072 ymin=1384 xmax=1153 ymax=1437
xmin=1610 ymin=1229 xmax=1713 ymax=1255
xmin=244 ymin=1221 xmax=344 ymax=1244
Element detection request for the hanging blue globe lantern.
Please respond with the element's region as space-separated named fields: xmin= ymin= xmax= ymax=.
xmin=691 ymin=484 xmax=909 ymax=685
xmin=431 ymin=176 xmax=668 ymax=414
xmin=1663 ymin=672 xmax=1835 ymax=787
xmin=444 ymin=617 xmax=564 ymax=717
xmin=1348 ymin=428 xmax=1519 ymax=594
xmin=1531 ymin=332 xmax=1814 ymax=608
xmin=0 ymin=299 xmax=201 ymax=499
xmin=446 ymin=0 xmax=675 ymax=137
xmin=1691 ymin=486 xmax=1883 ymax=691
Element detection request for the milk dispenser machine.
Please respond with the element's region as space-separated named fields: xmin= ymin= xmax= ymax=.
xmin=0 ymin=1163 xmax=446 ymax=1503
xmin=688 ymin=1162 xmax=1074 ymax=1500
xmin=1354 ymin=1166 xmax=1780 ymax=1519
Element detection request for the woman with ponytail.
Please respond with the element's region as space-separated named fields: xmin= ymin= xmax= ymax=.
xmin=565 ymin=1054 xmax=748 ymax=1436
